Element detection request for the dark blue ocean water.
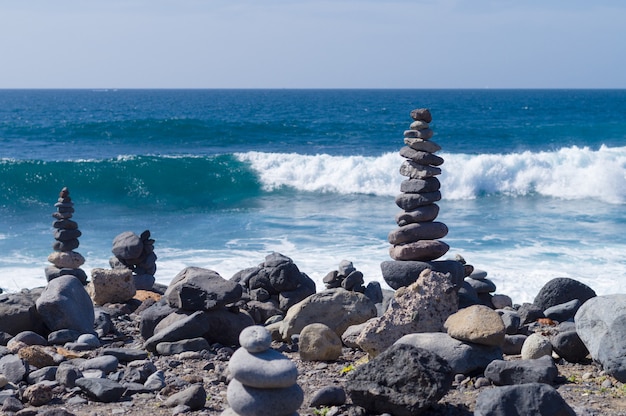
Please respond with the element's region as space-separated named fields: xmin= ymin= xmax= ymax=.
xmin=1 ymin=89 xmax=625 ymax=301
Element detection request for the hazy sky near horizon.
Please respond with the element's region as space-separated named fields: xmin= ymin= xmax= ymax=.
xmin=1 ymin=0 xmax=625 ymax=89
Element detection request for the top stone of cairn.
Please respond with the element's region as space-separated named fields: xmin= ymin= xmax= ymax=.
xmin=410 ymin=108 xmax=433 ymax=123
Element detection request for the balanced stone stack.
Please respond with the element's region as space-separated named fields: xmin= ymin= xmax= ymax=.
xmin=388 ymin=108 xmax=449 ymax=262
xmin=223 ymin=325 xmax=303 ymax=416
xmin=381 ymin=110 xmax=464 ymax=291
xmin=46 ymin=187 xmax=88 ymax=285
xmin=110 ymin=230 xmax=157 ymax=290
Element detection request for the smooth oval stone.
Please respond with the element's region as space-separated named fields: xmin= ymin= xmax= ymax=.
xmin=400 ymin=178 xmax=441 ymax=194
xmin=399 ymin=146 xmax=444 ymax=166
xmin=239 ymin=325 xmax=272 ymax=353
xmin=47 ymin=251 xmax=85 ymax=269
xmin=399 ymin=160 xmax=441 ymax=179
xmin=395 ymin=192 xmax=442 ymax=211
xmin=404 ymin=138 xmax=442 ymax=153
xmin=389 ymin=240 xmax=450 ymax=261
xmin=404 ymin=128 xmax=434 ymax=140
xmin=388 ymin=222 xmax=449 ymax=245
xmin=79 ymin=355 xmax=119 ymax=374
xmin=228 ymin=347 xmax=297 ymax=388
xmin=53 ymin=228 xmax=82 ymax=242
xmin=52 ymin=239 xmax=79 ymax=252
xmin=409 ymin=120 xmax=429 ymax=130
xmin=227 ymin=379 xmax=303 ymax=416
xmin=76 ymin=333 xmax=100 ymax=347
xmin=396 ymin=204 xmax=440 ymax=226
xmin=52 ymin=219 xmax=78 ymax=230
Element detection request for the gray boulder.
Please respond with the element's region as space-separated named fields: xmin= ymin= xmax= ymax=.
xmin=550 ymin=330 xmax=588 ymax=363
xmin=346 ymin=343 xmax=453 ymax=416
xmin=0 ymin=290 xmax=45 ymax=335
xmin=484 ymin=355 xmax=558 ymax=385
xmin=144 ymin=310 xmax=211 ymax=352
xmin=575 ymin=294 xmax=626 ymax=381
xmin=35 ymin=275 xmax=95 ymax=334
xmin=396 ymin=332 xmax=502 ymax=375
xmin=279 ymin=288 xmax=376 ymax=342
xmin=165 ymin=267 xmax=242 ymax=311
xmin=139 ymin=299 xmax=177 ymax=339
xmin=475 ymin=383 xmax=576 ymax=416
xmin=0 ymin=354 xmax=28 ymax=383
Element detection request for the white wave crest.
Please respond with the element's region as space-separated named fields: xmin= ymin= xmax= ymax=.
xmin=441 ymin=145 xmax=626 ymax=203
xmin=237 ymin=145 xmax=626 ymax=204
xmin=236 ymin=151 xmax=402 ymax=196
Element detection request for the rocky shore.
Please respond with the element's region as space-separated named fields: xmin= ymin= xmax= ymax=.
xmin=2 ymin=110 xmax=626 ymax=415
xmin=2 ymin=259 xmax=626 ymax=416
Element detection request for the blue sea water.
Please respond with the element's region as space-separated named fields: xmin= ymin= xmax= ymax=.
xmin=1 ymin=89 xmax=625 ymax=302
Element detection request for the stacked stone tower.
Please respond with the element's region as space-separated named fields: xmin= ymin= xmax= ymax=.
xmin=381 ymin=109 xmax=464 ymax=290
xmin=388 ymin=108 xmax=449 ymax=261
xmin=46 ymin=187 xmax=88 ymax=284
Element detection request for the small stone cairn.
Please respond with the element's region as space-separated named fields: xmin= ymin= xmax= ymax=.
xmin=223 ymin=325 xmax=304 ymax=416
xmin=110 ymin=230 xmax=157 ymax=290
xmin=388 ymin=108 xmax=449 ymax=262
xmin=46 ymin=187 xmax=88 ymax=284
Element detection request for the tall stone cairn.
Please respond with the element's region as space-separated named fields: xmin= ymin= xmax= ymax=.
xmin=46 ymin=187 xmax=88 ymax=284
xmin=380 ymin=109 xmax=466 ymax=291
xmin=387 ymin=108 xmax=449 ymax=262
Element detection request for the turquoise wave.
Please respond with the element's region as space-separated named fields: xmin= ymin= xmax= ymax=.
xmin=0 ymin=155 xmax=262 ymax=209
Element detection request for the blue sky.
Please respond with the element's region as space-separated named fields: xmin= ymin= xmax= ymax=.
xmin=1 ymin=0 xmax=625 ymax=88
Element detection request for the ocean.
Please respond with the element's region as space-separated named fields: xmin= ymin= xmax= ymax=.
xmin=1 ymin=89 xmax=625 ymax=303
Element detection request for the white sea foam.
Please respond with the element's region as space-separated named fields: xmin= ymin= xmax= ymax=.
xmin=2 ymin=237 xmax=625 ymax=305
xmin=237 ymin=145 xmax=626 ymax=204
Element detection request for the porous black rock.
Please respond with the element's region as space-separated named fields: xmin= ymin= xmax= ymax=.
xmin=533 ymin=277 xmax=596 ymax=312
xmin=346 ymin=343 xmax=453 ymax=416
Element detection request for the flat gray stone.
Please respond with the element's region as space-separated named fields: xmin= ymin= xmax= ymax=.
xmin=75 ymin=378 xmax=125 ymax=403
xmin=226 ymin=379 xmax=303 ymax=416
xmin=484 ymin=355 xmax=558 ymax=385
xmin=475 ymin=383 xmax=575 ymax=416
xmin=228 ymin=347 xmax=297 ymax=388
xmin=396 ymin=332 xmax=503 ymax=375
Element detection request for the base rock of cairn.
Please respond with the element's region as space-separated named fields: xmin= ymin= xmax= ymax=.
xmin=382 ymin=109 xmax=463 ymax=290
xmin=45 ymin=187 xmax=87 ymax=284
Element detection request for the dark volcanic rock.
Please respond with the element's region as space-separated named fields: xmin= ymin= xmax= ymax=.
xmin=533 ymin=277 xmax=596 ymax=312
xmin=381 ymin=259 xmax=464 ymax=290
xmin=165 ymin=267 xmax=243 ymax=311
xmin=347 ymin=343 xmax=453 ymax=416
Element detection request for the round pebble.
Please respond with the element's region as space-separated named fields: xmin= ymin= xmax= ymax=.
xmin=521 ymin=333 xmax=552 ymax=359
xmin=239 ymin=325 xmax=272 ymax=353
xmin=77 ymin=333 xmax=101 ymax=347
